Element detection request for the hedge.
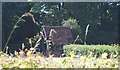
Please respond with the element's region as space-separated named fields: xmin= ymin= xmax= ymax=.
xmin=63 ymin=44 xmax=120 ymax=57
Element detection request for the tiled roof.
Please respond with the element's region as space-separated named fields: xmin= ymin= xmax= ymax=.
xmin=42 ymin=26 xmax=73 ymax=45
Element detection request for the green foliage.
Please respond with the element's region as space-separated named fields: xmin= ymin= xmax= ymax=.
xmin=0 ymin=43 xmax=119 ymax=68
xmin=61 ymin=18 xmax=79 ymax=29
xmin=0 ymin=50 xmax=119 ymax=68
xmin=28 ymin=2 xmax=119 ymax=44
xmin=61 ymin=18 xmax=81 ymax=39
xmin=63 ymin=44 xmax=120 ymax=57
xmin=2 ymin=2 xmax=119 ymax=49
xmin=2 ymin=2 xmax=34 ymax=46
xmin=29 ymin=3 xmax=44 ymax=13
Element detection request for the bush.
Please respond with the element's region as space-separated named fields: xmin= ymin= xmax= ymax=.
xmin=61 ymin=18 xmax=81 ymax=40
xmin=63 ymin=44 xmax=120 ymax=57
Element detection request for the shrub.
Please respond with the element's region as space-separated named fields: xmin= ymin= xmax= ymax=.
xmin=63 ymin=44 xmax=120 ymax=57
xmin=61 ymin=18 xmax=81 ymax=40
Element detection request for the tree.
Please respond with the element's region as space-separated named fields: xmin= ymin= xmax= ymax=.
xmin=2 ymin=2 xmax=119 ymax=46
